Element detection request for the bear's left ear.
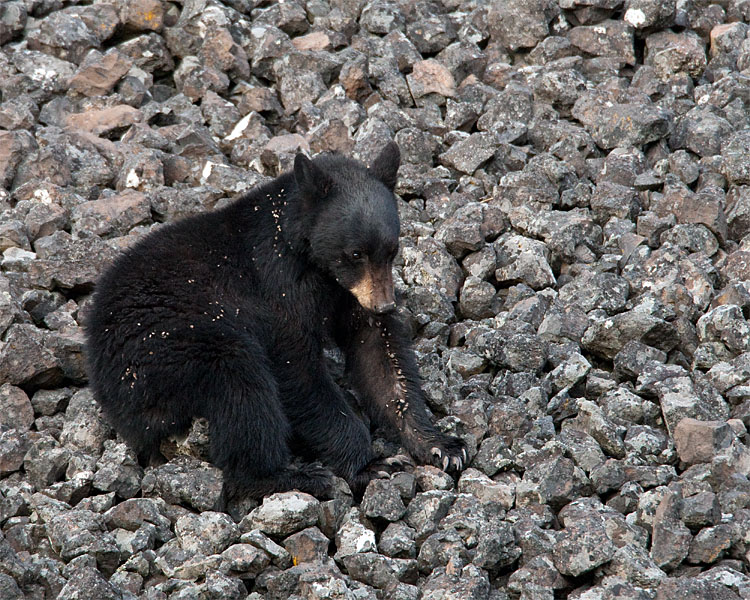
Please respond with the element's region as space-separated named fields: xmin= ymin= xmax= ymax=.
xmin=370 ymin=142 xmax=401 ymax=191
xmin=294 ymin=153 xmax=332 ymax=202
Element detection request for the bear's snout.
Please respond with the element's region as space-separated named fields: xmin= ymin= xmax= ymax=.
xmin=349 ymin=266 xmax=395 ymax=314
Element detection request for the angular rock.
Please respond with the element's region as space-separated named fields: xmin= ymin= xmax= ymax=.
xmin=141 ymin=456 xmax=223 ymax=512
xmin=406 ymin=60 xmax=456 ymax=101
xmin=0 ymin=384 xmax=34 ymax=432
xmin=0 ymin=325 xmax=62 ymax=389
xmin=439 ymin=133 xmax=501 ymax=175
xmin=645 ymin=31 xmax=707 ymax=80
xmin=488 ymin=0 xmax=559 ymax=51
xmin=175 ymin=511 xmax=240 ymax=555
xmin=244 ymin=491 xmax=321 ymax=538
xmin=47 ymin=509 xmax=120 ymax=573
xmin=494 ymin=235 xmax=556 ymax=291
xmin=650 ymin=486 xmax=692 ymax=570
xmin=71 ymin=190 xmax=151 ymax=238
xmin=572 ymin=93 xmax=672 ymax=149
xmin=66 ymin=105 xmax=142 ymax=137
xmin=673 ymin=418 xmax=734 ymax=466
xmin=69 ymin=49 xmax=133 ymax=96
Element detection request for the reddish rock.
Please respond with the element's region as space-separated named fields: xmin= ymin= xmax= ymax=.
xmin=292 ymin=31 xmax=334 ymax=52
xmin=652 ymin=183 xmax=727 ymax=244
xmin=69 ymin=50 xmax=133 ymax=97
xmin=71 ymin=190 xmax=151 ymax=238
xmin=568 ymin=20 xmax=635 ymax=65
xmin=645 ymin=31 xmax=707 ymax=80
xmin=199 ymin=28 xmax=250 ymax=80
xmin=309 ymin=119 xmax=354 ymax=154
xmin=673 ymin=418 xmax=733 ymax=465
xmin=66 ymin=105 xmax=142 ymax=136
xmin=407 ymin=60 xmax=456 ymax=100
xmin=340 ymin=56 xmax=373 ymax=103
xmin=119 ymin=0 xmax=165 ymax=33
xmin=283 ymin=527 xmax=330 ymax=564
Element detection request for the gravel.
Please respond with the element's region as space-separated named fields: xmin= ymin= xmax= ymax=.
xmin=2 ymin=0 xmax=750 ymax=598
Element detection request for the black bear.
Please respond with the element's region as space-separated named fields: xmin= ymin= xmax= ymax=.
xmin=85 ymin=143 xmax=466 ymax=501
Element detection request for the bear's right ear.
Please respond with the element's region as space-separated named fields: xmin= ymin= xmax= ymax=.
xmin=294 ymin=153 xmax=332 ymax=202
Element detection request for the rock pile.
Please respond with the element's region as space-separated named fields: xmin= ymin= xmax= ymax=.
xmin=2 ymin=0 xmax=750 ymax=598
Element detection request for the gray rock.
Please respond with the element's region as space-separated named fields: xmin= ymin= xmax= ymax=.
xmin=458 ymin=276 xmax=497 ymax=321
xmin=650 ymin=486 xmax=692 ymax=570
xmin=681 ymin=491 xmax=721 ymax=530
xmin=624 ymin=0 xmax=676 ymax=30
xmin=57 ymin=565 xmax=122 ymax=600
xmin=240 ymin=528 xmax=292 ymax=568
xmin=402 ymin=238 xmax=464 ymax=301
xmin=243 ymin=491 xmax=321 ymax=537
xmin=605 ymin=543 xmax=666 ymax=588
xmin=403 ymin=490 xmax=455 ymax=541
xmin=645 ymin=31 xmax=707 ymax=80
xmin=516 ymin=453 xmax=591 ymax=510
xmin=341 ymin=552 xmax=417 ymax=589
xmin=472 ymin=436 xmax=515 ymax=477
xmin=723 ymin=129 xmax=750 ymax=186
xmin=435 ymin=203 xmax=488 ymax=257
xmin=220 ymin=543 xmax=271 ymax=578
xmin=93 ymin=440 xmax=144 ymax=499
xmin=360 ymin=1 xmax=405 ymax=35
xmin=104 ymin=497 xmax=173 ymax=543
xmin=141 ymin=456 xmax=223 ymax=512
xmin=417 ymin=528 xmax=468 ymax=573
xmin=0 ymin=427 xmax=29 ymax=477
xmin=420 ymin=564 xmax=489 ymax=600
xmin=378 ymin=522 xmax=417 ymax=559
xmin=488 ymin=0 xmax=559 ymax=51
xmin=46 ymin=509 xmax=120 ymax=574
xmin=439 ymin=132 xmax=502 ymax=175
xmin=572 ymin=92 xmax=672 ymax=149
xmin=582 ymin=307 xmax=677 ymax=360
xmin=175 ymin=511 xmax=240 ymax=555
xmin=474 ymin=521 xmax=521 ymax=570
xmin=23 ymin=433 xmax=71 ymax=490
xmin=494 ymin=235 xmax=556 ymax=291
xmin=361 ymin=478 xmax=407 ymax=521
xmin=655 ymin=576 xmax=742 ymax=599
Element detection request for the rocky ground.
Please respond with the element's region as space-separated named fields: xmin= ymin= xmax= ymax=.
xmin=2 ymin=0 xmax=750 ymax=598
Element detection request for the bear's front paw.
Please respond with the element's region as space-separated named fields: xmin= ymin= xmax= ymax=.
xmin=429 ymin=435 xmax=468 ymax=473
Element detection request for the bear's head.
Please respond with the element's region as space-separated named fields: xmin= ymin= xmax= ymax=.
xmin=293 ymin=143 xmax=402 ymax=315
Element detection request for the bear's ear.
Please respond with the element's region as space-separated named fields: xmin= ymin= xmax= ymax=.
xmin=294 ymin=153 xmax=332 ymax=201
xmin=370 ymin=142 xmax=401 ymax=191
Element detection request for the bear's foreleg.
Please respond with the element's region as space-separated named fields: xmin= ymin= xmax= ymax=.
xmin=342 ymin=312 xmax=467 ymax=472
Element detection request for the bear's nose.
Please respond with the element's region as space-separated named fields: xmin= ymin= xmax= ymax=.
xmin=373 ymin=301 xmax=396 ymax=314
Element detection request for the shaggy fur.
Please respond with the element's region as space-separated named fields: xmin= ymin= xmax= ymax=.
xmin=85 ymin=143 xmax=466 ymax=501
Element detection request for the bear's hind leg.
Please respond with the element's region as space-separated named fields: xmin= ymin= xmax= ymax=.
xmin=282 ymin=371 xmax=373 ymax=490
xmin=199 ymin=335 xmax=334 ymax=501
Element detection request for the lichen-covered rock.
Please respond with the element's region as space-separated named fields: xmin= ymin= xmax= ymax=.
xmin=243 ymin=491 xmax=321 ymax=538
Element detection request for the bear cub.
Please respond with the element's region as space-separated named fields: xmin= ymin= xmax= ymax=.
xmin=86 ymin=143 xmax=466 ymax=501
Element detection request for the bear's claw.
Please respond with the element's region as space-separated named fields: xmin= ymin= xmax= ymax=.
xmin=430 ymin=439 xmax=467 ymax=473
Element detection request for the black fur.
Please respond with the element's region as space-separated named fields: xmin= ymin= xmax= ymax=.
xmin=85 ymin=143 xmax=466 ymax=501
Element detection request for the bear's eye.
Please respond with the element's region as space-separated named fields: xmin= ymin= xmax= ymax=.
xmin=350 ymin=250 xmax=364 ymax=261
